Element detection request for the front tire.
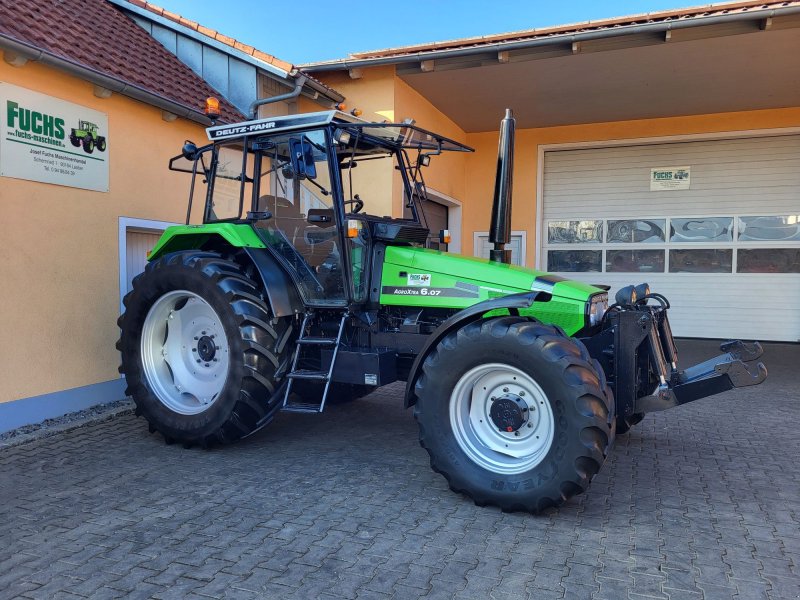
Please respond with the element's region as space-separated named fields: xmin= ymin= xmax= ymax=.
xmin=117 ymin=251 xmax=293 ymax=445
xmin=414 ymin=317 xmax=615 ymax=512
xmin=82 ymin=136 xmax=94 ymax=153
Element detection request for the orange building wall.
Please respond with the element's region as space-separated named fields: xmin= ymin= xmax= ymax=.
xmin=318 ymin=67 xmax=800 ymax=266
xmin=0 ymin=59 xmax=210 ymax=403
xmin=466 ymin=107 xmax=800 ymax=266
xmin=315 ymin=67 xmax=469 ymax=218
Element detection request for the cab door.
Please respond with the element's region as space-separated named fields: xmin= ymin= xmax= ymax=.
xmin=253 ymin=130 xmax=348 ymax=307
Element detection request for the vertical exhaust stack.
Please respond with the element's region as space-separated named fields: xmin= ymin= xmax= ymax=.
xmin=489 ymin=109 xmax=516 ymax=263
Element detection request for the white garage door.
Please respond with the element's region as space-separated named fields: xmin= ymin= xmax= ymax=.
xmin=541 ymin=134 xmax=800 ymax=341
xmin=124 ymin=230 xmax=163 ymax=295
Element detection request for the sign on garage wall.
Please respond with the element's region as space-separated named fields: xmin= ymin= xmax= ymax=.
xmin=650 ymin=165 xmax=690 ymax=191
xmin=0 ymin=83 xmax=109 ymax=192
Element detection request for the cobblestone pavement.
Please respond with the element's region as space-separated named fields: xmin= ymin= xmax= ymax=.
xmin=1 ymin=341 xmax=798 ymax=600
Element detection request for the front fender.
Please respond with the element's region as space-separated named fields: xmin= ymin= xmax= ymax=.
xmin=403 ymin=291 xmax=550 ymax=408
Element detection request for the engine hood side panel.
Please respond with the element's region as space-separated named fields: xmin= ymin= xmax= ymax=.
xmin=379 ymin=246 xmax=603 ymax=335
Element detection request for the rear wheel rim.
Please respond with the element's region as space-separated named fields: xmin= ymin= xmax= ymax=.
xmin=140 ymin=290 xmax=229 ymax=415
xmin=449 ymin=363 xmax=555 ymax=475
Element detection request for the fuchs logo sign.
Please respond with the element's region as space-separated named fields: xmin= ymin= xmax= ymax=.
xmin=6 ymin=101 xmax=66 ymax=145
xmin=650 ymin=166 xmax=691 ymax=191
xmin=0 ymin=83 xmax=109 ymax=192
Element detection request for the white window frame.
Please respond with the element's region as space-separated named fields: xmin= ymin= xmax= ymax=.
xmin=473 ymin=230 xmax=527 ymax=266
xmin=118 ymin=216 xmax=178 ymax=315
xmin=423 ymin=187 xmax=463 ymax=254
xmin=535 ymin=126 xmax=800 ymax=271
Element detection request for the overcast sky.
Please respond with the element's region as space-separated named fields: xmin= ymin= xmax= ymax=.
xmin=148 ymin=0 xmax=703 ymax=64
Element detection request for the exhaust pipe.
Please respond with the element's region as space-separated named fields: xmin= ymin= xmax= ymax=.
xmin=489 ymin=109 xmax=516 ymax=263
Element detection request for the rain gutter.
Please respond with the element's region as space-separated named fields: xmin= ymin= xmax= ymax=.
xmin=0 ymin=33 xmax=222 ymax=125
xmin=302 ymin=5 xmax=800 ymax=71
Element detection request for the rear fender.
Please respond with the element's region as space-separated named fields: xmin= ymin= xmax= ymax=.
xmin=148 ymin=227 xmax=302 ymax=319
xmin=403 ymin=291 xmax=550 ymax=408
xmin=242 ymin=248 xmax=303 ymax=319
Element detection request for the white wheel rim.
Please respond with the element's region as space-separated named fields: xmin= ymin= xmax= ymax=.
xmin=449 ymin=363 xmax=555 ymax=475
xmin=140 ymin=290 xmax=229 ymax=415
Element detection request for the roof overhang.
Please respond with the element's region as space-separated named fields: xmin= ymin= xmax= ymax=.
xmin=304 ymin=4 xmax=800 ymax=132
xmin=109 ymin=0 xmax=344 ymax=106
xmin=0 ymin=33 xmax=215 ymax=125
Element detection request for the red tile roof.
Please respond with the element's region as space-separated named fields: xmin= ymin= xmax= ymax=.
xmin=0 ymin=0 xmax=243 ymax=122
xmin=332 ymin=0 xmax=800 ymax=61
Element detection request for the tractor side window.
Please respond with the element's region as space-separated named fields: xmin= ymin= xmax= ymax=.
xmin=339 ymin=147 xmax=394 ymax=218
xmin=168 ymin=144 xmax=212 ymax=224
xmin=207 ymin=143 xmax=253 ymax=222
xmin=253 ymin=130 xmax=347 ymax=306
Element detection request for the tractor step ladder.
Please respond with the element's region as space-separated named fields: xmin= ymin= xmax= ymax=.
xmin=281 ymin=311 xmax=348 ymax=414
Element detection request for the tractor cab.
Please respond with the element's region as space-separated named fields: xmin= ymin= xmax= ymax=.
xmin=170 ymin=111 xmax=472 ymax=307
xmin=79 ymin=120 xmax=97 ymax=132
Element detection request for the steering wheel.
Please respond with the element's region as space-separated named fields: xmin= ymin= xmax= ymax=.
xmin=344 ymin=195 xmax=364 ymax=214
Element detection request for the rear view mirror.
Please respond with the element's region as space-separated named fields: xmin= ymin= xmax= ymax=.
xmin=289 ymin=137 xmax=317 ymax=180
xmin=182 ymin=140 xmax=198 ymax=160
xmin=169 ymin=141 xmax=210 ymax=174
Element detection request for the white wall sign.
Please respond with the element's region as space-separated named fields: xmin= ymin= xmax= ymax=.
xmin=0 ymin=83 xmax=109 ymax=192
xmin=650 ymin=166 xmax=690 ymax=191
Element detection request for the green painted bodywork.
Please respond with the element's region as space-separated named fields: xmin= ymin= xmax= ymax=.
xmin=147 ymin=223 xmax=266 ymax=260
xmin=379 ymin=246 xmax=603 ymax=335
xmin=146 ymin=224 xmax=603 ymax=336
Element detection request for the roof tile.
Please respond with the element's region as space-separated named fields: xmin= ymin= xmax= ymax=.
xmin=342 ymin=0 xmax=798 ymax=60
xmin=0 ymin=0 xmax=243 ymax=122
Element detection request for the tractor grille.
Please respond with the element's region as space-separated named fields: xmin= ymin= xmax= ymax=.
xmin=374 ymin=222 xmax=430 ymax=244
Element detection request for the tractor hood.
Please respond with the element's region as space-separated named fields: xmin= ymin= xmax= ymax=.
xmin=381 ymin=246 xmax=602 ymax=304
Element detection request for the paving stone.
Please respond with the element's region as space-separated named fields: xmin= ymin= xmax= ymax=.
xmin=0 ymin=342 xmax=797 ymax=600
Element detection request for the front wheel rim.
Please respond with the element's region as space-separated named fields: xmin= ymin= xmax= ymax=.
xmin=140 ymin=290 xmax=230 ymax=415
xmin=449 ymin=363 xmax=555 ymax=475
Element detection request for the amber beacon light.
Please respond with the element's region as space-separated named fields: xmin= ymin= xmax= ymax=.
xmin=205 ymin=97 xmax=221 ymax=120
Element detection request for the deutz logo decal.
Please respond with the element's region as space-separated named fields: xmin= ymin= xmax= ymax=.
xmin=210 ymin=121 xmax=277 ymax=139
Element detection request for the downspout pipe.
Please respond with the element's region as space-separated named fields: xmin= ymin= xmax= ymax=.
xmin=303 ymin=5 xmax=800 ymax=71
xmin=0 ymin=33 xmax=227 ymax=125
xmin=248 ymin=75 xmax=308 ymax=119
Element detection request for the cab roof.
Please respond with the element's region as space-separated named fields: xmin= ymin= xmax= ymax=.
xmin=206 ymin=110 xmax=473 ymax=153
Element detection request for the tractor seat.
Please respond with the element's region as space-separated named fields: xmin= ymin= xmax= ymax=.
xmin=255 ymin=195 xmax=337 ymax=269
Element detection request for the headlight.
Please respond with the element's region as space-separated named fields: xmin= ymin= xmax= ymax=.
xmin=589 ymin=293 xmax=608 ymax=326
xmin=615 ymin=285 xmax=637 ymax=306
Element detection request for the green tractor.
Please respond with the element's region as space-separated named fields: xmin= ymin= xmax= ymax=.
xmin=69 ymin=120 xmax=107 ymax=154
xmin=117 ymin=105 xmax=767 ymax=512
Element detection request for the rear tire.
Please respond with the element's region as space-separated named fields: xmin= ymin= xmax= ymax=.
xmin=97 ymin=137 xmax=107 ymax=152
xmin=414 ymin=317 xmax=615 ymax=512
xmin=117 ymin=250 xmax=293 ymax=445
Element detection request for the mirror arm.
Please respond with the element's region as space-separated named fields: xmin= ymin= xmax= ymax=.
xmin=306 ymin=176 xmax=329 ymax=196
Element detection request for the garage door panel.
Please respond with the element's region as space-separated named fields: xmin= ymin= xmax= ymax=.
xmin=560 ymin=272 xmax=800 ymax=341
xmin=545 ymin=137 xmax=800 ymax=168
xmin=542 ymin=134 xmax=800 ymax=341
xmin=545 ymin=168 xmax=800 ymax=191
